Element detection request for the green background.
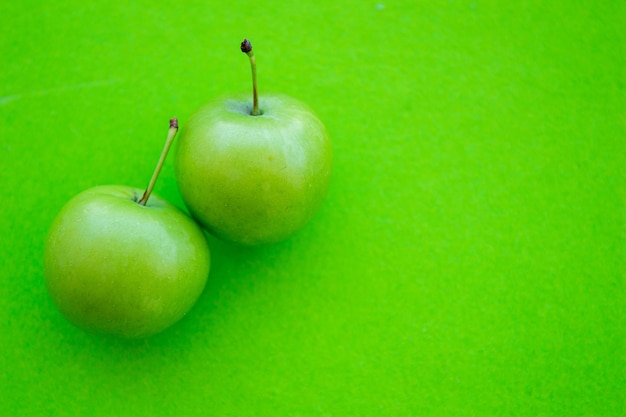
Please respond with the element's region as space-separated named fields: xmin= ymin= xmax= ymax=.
xmin=1 ymin=1 xmax=624 ymax=416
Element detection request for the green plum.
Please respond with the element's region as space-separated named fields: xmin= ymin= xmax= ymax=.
xmin=44 ymin=120 xmax=211 ymax=338
xmin=174 ymin=39 xmax=332 ymax=245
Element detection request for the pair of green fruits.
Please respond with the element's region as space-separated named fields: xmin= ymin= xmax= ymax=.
xmin=43 ymin=40 xmax=333 ymax=338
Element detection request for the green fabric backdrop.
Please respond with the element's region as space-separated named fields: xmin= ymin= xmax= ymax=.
xmin=1 ymin=1 xmax=624 ymax=416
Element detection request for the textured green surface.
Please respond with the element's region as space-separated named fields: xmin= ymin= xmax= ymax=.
xmin=1 ymin=1 xmax=624 ymax=416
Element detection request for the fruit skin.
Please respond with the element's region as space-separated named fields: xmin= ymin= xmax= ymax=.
xmin=174 ymin=93 xmax=332 ymax=245
xmin=43 ymin=185 xmax=211 ymax=338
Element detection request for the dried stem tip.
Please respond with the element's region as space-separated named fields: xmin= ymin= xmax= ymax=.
xmin=240 ymin=38 xmax=253 ymax=54
xmin=169 ymin=117 xmax=178 ymax=129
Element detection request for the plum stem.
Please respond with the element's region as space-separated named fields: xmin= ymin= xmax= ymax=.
xmin=241 ymin=38 xmax=260 ymax=116
xmin=138 ymin=118 xmax=179 ymax=206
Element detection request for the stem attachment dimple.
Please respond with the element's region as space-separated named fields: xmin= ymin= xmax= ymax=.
xmin=138 ymin=118 xmax=179 ymax=206
xmin=241 ymin=38 xmax=259 ymax=116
